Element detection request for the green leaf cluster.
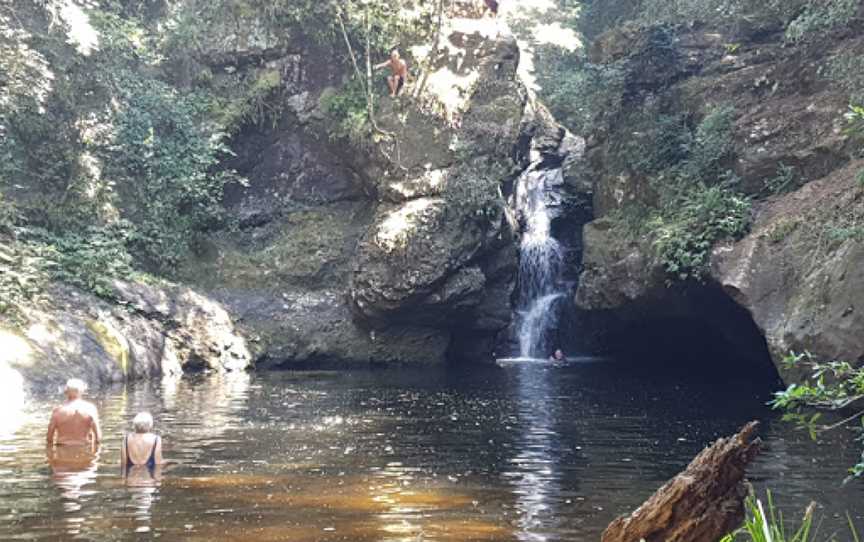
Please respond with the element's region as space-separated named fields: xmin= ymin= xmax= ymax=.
xmin=321 ymin=78 xmax=371 ymax=145
xmin=785 ymin=0 xmax=859 ymax=43
xmin=649 ymin=182 xmax=750 ymax=280
xmin=722 ymin=489 xmax=860 ymax=541
xmin=611 ymin=106 xmax=751 ymax=281
xmin=771 ymin=352 xmax=864 ymax=481
xmin=100 ymin=70 xmax=240 ymax=271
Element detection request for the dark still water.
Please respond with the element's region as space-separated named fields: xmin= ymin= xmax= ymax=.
xmin=2 ymin=362 xmax=863 ymax=541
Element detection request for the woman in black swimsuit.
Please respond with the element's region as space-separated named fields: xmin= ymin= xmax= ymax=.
xmin=121 ymin=412 xmax=164 ymax=476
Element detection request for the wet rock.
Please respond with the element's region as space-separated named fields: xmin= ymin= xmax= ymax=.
xmin=0 ymin=281 xmax=251 ymax=392
xmin=222 ymin=289 xmax=450 ymax=368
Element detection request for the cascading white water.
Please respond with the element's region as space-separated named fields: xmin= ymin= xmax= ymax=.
xmin=514 ymin=166 xmax=566 ymax=359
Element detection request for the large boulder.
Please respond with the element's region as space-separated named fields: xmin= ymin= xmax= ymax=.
xmin=349 ymin=24 xmax=527 ymax=329
xmin=0 ymin=280 xmax=251 ymax=392
xmin=712 ymin=160 xmax=864 ymax=382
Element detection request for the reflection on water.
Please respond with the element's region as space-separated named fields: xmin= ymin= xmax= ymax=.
xmin=0 ymin=365 xmax=862 ymax=541
xmin=47 ymin=444 xmax=100 ymax=529
xmin=508 ymin=365 xmax=562 ymax=542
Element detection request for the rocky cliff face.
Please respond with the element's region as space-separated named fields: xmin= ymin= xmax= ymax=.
xmin=175 ymin=16 xmax=573 ymax=367
xmin=0 ymin=9 xmax=580 ymax=387
xmin=573 ymin=20 xmax=864 ymax=381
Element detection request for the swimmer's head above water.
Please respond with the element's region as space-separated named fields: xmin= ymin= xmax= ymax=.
xmin=64 ymin=378 xmax=87 ymax=400
xmin=132 ymin=412 xmax=154 ymax=434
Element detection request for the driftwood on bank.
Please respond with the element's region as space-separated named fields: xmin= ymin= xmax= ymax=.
xmin=602 ymin=421 xmax=762 ymax=542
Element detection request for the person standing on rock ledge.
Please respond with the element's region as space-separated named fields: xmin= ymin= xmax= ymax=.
xmin=374 ymin=49 xmax=409 ymax=98
xmin=46 ymin=378 xmax=102 ymax=448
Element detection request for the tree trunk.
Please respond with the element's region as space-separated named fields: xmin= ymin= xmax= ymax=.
xmin=602 ymin=421 xmax=762 ymax=542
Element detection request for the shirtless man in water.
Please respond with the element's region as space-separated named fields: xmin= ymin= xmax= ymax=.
xmin=375 ymin=49 xmax=408 ymax=97
xmin=47 ymin=379 xmax=102 ymax=447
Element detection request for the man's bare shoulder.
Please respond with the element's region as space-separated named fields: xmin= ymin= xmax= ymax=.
xmin=81 ymin=400 xmax=99 ymax=417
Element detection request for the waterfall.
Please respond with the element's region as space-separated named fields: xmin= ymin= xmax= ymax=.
xmin=514 ymin=166 xmax=566 ymax=359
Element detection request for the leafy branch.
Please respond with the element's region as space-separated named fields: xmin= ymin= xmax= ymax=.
xmin=770 ymin=351 xmax=864 ymax=481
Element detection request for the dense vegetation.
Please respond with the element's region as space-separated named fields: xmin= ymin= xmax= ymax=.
xmin=525 ymin=0 xmax=863 ymax=280
xmin=0 ymin=0 xmax=435 ymax=314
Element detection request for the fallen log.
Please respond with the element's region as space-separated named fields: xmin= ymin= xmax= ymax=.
xmin=602 ymin=421 xmax=762 ymax=542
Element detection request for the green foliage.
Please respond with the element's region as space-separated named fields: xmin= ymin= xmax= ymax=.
xmin=321 ymin=78 xmax=371 ymax=144
xmin=649 ymin=182 xmax=751 ymax=280
xmin=637 ymin=0 xmax=744 ymax=27
xmin=785 ymin=0 xmax=859 ymax=43
xmin=722 ymin=489 xmax=861 ymax=541
xmin=578 ymin=0 xmax=642 ymax=39
xmin=608 ymin=0 xmax=805 ymax=31
xmin=27 ymin=224 xmax=134 ymax=298
xmin=536 ymin=56 xmax=626 ymax=135
xmin=444 ymin=157 xmax=509 ymax=227
xmin=722 ymin=491 xmax=816 ymax=542
xmin=618 ymin=105 xmax=751 ymax=280
xmin=771 ymin=351 xmax=864 ymax=481
xmin=0 ymin=239 xmax=49 ymax=321
xmin=766 ymin=220 xmax=799 ymax=244
xmin=762 ymin=163 xmax=799 ymax=197
xmin=843 ymin=104 xmax=864 ymax=185
xmin=824 ymin=53 xmax=864 ymax=105
xmin=826 ymin=225 xmax=864 ymax=243
xmin=219 ymin=69 xmax=286 ymax=133
xmin=681 ymin=106 xmax=736 ymax=181
xmin=98 ymin=70 xmax=241 ymax=271
xmin=845 ymin=104 xmax=864 ymax=140
xmin=0 ymin=193 xmax=18 ymax=235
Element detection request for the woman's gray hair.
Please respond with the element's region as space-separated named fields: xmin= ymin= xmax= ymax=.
xmin=132 ymin=412 xmax=154 ymax=433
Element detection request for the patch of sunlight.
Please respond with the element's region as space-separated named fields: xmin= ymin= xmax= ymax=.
xmin=0 ymin=329 xmax=34 ymax=366
xmin=499 ymin=0 xmax=560 ymax=18
xmin=532 ymin=22 xmax=581 ymax=51
xmin=410 ymin=28 xmax=483 ymax=121
xmin=425 ymin=66 xmax=480 ymax=119
xmin=387 ymin=168 xmax=447 ymax=199
xmin=0 ymin=18 xmax=55 ymax=111
xmin=0 ymin=366 xmax=26 ymax=440
xmin=57 ymin=1 xmax=99 ymax=56
xmin=499 ymin=0 xmax=583 ymax=91
xmin=25 ymin=322 xmax=62 ymax=356
xmin=0 ymin=332 xmax=29 ymax=438
xmin=374 ymin=198 xmax=440 ymax=253
xmin=77 ymin=152 xmax=103 ymax=199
